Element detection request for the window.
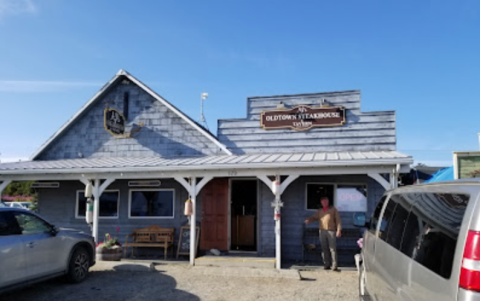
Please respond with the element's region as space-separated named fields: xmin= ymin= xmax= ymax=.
xmin=0 ymin=212 xmax=22 ymax=235
xmin=13 ymin=212 xmax=51 ymax=235
xmin=306 ymin=183 xmax=368 ymax=211
xmin=370 ymin=196 xmax=386 ymax=233
xmin=336 ymin=185 xmax=367 ymax=212
xmin=378 ymin=198 xmax=396 ymax=240
xmin=76 ymin=191 xmax=119 ymax=218
xmin=306 ymin=184 xmax=334 ymax=210
xmin=400 ymin=210 xmax=421 ymax=257
xmin=408 ymin=192 xmax=469 ymax=278
xmin=129 ymin=189 xmax=174 ymax=218
xmin=385 ymin=197 xmax=410 ymax=250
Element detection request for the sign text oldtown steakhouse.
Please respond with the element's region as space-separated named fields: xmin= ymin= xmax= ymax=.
xmin=260 ymin=105 xmax=346 ymax=131
xmin=104 ymin=108 xmax=126 ymax=136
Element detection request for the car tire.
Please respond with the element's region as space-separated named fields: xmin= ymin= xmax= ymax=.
xmin=359 ymin=265 xmax=371 ymax=301
xmin=67 ymin=247 xmax=90 ymax=283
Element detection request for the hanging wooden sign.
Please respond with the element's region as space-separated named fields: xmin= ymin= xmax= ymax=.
xmin=104 ymin=108 xmax=126 ymax=136
xmin=260 ymin=105 xmax=346 ymax=131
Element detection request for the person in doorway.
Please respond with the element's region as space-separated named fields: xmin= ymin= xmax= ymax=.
xmin=305 ymin=197 xmax=342 ymax=271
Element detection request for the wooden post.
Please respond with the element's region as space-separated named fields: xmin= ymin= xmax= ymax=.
xmin=190 ymin=177 xmax=197 ymax=266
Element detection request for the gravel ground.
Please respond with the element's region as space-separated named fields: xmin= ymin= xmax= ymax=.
xmin=1 ymin=264 xmax=359 ymax=301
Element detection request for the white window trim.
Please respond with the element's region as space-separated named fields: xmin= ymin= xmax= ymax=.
xmin=305 ymin=182 xmax=368 ymax=211
xmin=75 ymin=190 xmax=120 ymax=219
xmin=128 ymin=188 xmax=175 ymax=219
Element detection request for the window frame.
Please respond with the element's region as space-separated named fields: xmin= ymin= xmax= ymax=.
xmin=75 ymin=190 xmax=120 ymax=219
xmin=128 ymin=188 xmax=175 ymax=219
xmin=305 ymin=182 xmax=368 ymax=212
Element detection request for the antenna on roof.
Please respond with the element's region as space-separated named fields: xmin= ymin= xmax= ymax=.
xmin=199 ymin=93 xmax=209 ymax=130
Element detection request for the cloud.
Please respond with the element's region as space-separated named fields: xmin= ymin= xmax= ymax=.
xmin=0 ymin=80 xmax=102 ymax=93
xmin=0 ymin=0 xmax=37 ymax=19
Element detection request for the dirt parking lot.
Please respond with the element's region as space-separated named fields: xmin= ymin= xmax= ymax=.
xmin=1 ymin=263 xmax=359 ymax=301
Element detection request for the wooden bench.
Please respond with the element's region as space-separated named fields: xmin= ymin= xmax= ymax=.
xmin=124 ymin=225 xmax=175 ymax=260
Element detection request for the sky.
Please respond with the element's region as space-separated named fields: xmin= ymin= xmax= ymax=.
xmin=0 ymin=0 xmax=479 ymax=166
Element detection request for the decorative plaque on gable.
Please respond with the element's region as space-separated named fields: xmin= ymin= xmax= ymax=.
xmin=104 ymin=108 xmax=126 ymax=136
xmin=260 ymin=105 xmax=346 ymax=131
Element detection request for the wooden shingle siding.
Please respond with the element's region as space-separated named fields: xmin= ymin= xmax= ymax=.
xmin=37 ymin=78 xmax=222 ymax=160
xmin=218 ymin=90 xmax=397 ymax=154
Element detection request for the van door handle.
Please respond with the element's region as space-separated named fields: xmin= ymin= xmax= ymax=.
xmin=26 ymin=242 xmax=36 ymax=248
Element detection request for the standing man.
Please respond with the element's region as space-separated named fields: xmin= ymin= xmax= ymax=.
xmin=305 ymin=197 xmax=342 ymax=271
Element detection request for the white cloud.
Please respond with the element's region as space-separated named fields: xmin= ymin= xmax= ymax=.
xmin=0 ymin=80 xmax=101 ymax=93
xmin=0 ymin=0 xmax=36 ymax=19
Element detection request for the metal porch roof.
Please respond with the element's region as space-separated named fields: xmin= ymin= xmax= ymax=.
xmin=0 ymin=151 xmax=413 ymax=175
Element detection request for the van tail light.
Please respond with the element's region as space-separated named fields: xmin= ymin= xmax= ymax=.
xmin=460 ymin=231 xmax=480 ymax=291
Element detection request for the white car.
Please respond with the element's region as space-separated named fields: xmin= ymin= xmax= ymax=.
xmin=0 ymin=207 xmax=96 ymax=294
xmin=4 ymin=202 xmax=30 ymax=210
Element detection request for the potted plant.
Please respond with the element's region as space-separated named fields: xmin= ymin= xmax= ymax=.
xmin=96 ymin=231 xmax=123 ymax=261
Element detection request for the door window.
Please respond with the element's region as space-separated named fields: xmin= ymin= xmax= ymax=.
xmin=13 ymin=212 xmax=51 ymax=235
xmin=0 ymin=212 xmax=22 ymax=235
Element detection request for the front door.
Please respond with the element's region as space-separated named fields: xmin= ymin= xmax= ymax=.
xmin=200 ymin=178 xmax=228 ymax=251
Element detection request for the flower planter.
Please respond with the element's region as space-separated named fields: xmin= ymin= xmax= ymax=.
xmin=96 ymin=246 xmax=123 ymax=261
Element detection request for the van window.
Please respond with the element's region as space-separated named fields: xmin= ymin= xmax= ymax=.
xmin=385 ymin=196 xmax=410 ymax=250
xmin=400 ymin=210 xmax=421 ymax=257
xmin=378 ymin=198 xmax=396 ymax=240
xmin=406 ymin=192 xmax=469 ymax=279
xmin=370 ymin=196 xmax=387 ymax=233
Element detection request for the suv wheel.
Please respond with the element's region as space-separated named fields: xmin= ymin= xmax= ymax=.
xmin=67 ymin=247 xmax=90 ymax=283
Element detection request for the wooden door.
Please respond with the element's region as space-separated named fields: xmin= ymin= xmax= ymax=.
xmin=200 ymin=178 xmax=228 ymax=251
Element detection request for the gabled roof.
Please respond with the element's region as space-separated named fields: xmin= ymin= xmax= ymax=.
xmin=30 ymin=70 xmax=232 ymax=160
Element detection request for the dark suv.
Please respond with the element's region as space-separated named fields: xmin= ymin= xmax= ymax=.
xmin=0 ymin=207 xmax=96 ymax=294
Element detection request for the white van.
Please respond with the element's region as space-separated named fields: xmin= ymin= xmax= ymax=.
xmin=357 ymin=179 xmax=480 ymax=301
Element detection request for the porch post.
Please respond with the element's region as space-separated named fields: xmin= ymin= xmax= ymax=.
xmin=0 ymin=180 xmax=12 ymax=198
xmin=174 ymin=176 xmax=213 ymax=266
xmin=274 ymin=175 xmax=282 ymax=270
xmin=257 ymin=174 xmax=299 ymax=270
xmin=92 ymin=179 xmax=101 ymax=243
xmin=190 ymin=177 xmax=197 ymax=266
xmin=87 ymin=177 xmax=116 ymax=243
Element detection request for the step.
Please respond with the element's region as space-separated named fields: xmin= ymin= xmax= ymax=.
xmin=195 ymin=255 xmax=276 ymax=269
